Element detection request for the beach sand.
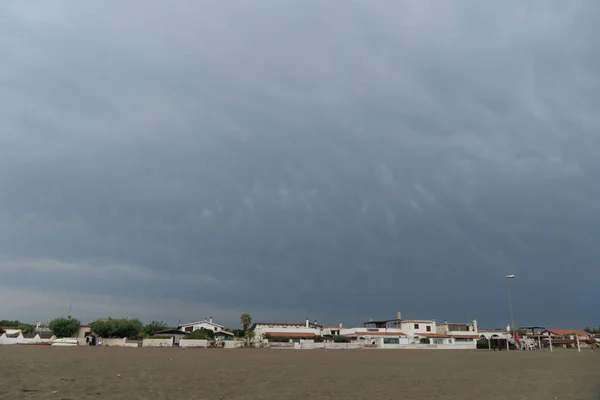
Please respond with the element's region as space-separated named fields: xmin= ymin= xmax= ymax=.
xmin=1 ymin=347 xmax=597 ymax=399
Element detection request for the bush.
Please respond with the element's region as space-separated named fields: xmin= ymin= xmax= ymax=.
xmin=0 ymin=327 xmax=4 ymax=335
xmin=264 ymin=335 xmax=291 ymax=343
xmin=187 ymin=328 xmax=213 ymax=340
xmin=91 ymin=318 xmax=142 ymax=338
xmin=49 ymin=317 xmax=81 ymax=338
xmin=333 ymin=335 xmax=351 ymax=343
xmin=419 ymin=338 xmax=430 ymax=344
xmin=143 ymin=321 xmax=168 ymax=336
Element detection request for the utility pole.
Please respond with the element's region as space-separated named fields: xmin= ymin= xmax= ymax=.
xmin=505 ymin=275 xmax=516 ymax=335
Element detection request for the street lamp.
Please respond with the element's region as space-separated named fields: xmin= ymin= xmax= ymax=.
xmin=505 ymin=275 xmax=516 ymax=337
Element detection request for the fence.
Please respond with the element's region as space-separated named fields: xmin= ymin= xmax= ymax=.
xmin=179 ymin=339 xmax=209 ymax=348
xmin=142 ymin=338 xmax=174 ymax=347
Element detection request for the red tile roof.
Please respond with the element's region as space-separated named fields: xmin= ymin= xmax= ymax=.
xmin=546 ymin=329 xmax=590 ymax=336
xmin=348 ymin=331 xmax=406 ymax=337
xmin=417 ymin=333 xmax=452 ymax=339
xmin=451 ymin=335 xmax=479 ymax=339
xmin=265 ymin=332 xmax=316 ymax=338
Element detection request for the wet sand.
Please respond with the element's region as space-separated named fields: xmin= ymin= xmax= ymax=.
xmin=0 ymin=347 xmax=597 ymax=399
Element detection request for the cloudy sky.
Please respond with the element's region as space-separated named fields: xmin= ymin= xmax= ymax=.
xmin=1 ymin=0 xmax=598 ymax=330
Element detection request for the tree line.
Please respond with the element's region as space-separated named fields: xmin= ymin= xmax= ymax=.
xmin=4 ymin=313 xmax=254 ymax=339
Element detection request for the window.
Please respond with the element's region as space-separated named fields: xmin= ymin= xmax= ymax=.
xmin=383 ymin=338 xmax=400 ymax=344
xmin=426 ymin=326 xmax=431 ymax=332
xmin=185 ymin=327 xmax=193 ymax=332
xmin=414 ymin=324 xmax=419 ymax=329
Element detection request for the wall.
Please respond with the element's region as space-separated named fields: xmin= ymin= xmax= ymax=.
xmin=179 ymin=339 xmax=209 ymax=348
xmin=101 ymin=338 xmax=128 ymax=347
xmin=400 ymin=321 xmax=437 ymax=337
xmin=223 ymin=340 xmax=244 ymax=349
xmin=0 ymin=334 xmax=55 ymax=345
xmin=142 ymin=338 xmax=173 ymax=347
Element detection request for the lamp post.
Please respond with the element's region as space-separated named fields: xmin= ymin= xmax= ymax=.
xmin=505 ymin=275 xmax=516 ymax=338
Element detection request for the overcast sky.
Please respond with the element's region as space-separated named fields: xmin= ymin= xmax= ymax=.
xmin=1 ymin=0 xmax=598 ymax=330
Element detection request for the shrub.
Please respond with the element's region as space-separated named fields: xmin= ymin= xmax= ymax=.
xmin=0 ymin=327 xmax=4 ymax=335
xmin=187 ymin=328 xmax=213 ymax=340
xmin=333 ymin=335 xmax=351 ymax=343
xmin=265 ymin=335 xmax=290 ymax=343
xmin=419 ymin=338 xmax=430 ymax=344
xmin=143 ymin=321 xmax=168 ymax=336
xmin=91 ymin=318 xmax=143 ymax=338
xmin=49 ymin=317 xmax=81 ymax=338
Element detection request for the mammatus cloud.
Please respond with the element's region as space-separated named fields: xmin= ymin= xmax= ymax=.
xmin=0 ymin=0 xmax=598 ymax=329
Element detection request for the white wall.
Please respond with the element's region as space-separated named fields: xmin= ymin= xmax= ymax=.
xmin=400 ymin=321 xmax=437 ymax=337
xmin=101 ymin=338 xmax=128 ymax=347
xmin=179 ymin=339 xmax=209 ymax=348
xmin=0 ymin=334 xmax=55 ymax=345
xmin=142 ymin=338 xmax=173 ymax=347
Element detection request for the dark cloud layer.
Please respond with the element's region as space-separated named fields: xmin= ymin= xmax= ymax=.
xmin=1 ymin=0 xmax=598 ymax=329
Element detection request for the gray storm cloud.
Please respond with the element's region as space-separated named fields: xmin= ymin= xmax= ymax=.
xmin=0 ymin=0 xmax=598 ymax=328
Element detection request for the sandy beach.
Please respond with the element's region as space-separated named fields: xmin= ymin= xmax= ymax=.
xmin=0 ymin=347 xmax=597 ymax=399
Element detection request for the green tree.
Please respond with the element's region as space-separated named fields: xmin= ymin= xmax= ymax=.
xmin=143 ymin=320 xmax=168 ymax=336
xmin=243 ymin=329 xmax=256 ymax=347
xmin=0 ymin=327 xmax=5 ymax=335
xmin=49 ymin=317 xmax=81 ymax=338
xmin=584 ymin=327 xmax=592 ymax=334
xmin=91 ymin=318 xmax=143 ymax=338
xmin=240 ymin=313 xmax=252 ymax=331
xmin=0 ymin=320 xmax=20 ymax=327
xmin=187 ymin=328 xmax=214 ymax=340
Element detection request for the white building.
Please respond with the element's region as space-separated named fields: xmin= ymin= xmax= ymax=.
xmin=251 ymin=319 xmax=323 ymax=340
xmin=343 ymin=312 xmax=478 ymax=348
xmin=177 ymin=317 xmax=225 ymax=333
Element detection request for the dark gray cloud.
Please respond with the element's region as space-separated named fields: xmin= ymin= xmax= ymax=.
xmin=1 ymin=0 xmax=598 ymax=329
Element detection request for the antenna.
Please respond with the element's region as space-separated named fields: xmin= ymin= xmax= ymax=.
xmin=68 ymin=298 xmax=74 ymax=319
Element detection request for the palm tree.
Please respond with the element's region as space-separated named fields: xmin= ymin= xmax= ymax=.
xmin=240 ymin=313 xmax=252 ymax=331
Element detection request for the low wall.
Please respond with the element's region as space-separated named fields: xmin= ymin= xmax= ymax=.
xmin=324 ymin=342 xmax=363 ymax=350
xmin=380 ymin=343 xmax=477 ymax=350
xmin=1 ymin=334 xmax=55 ymax=345
xmin=179 ymin=339 xmax=209 ymax=348
xmin=266 ymin=342 xmax=295 ymax=349
xmin=224 ymin=341 xmax=244 ymax=349
xmin=100 ymin=338 xmax=128 ymax=347
xmin=125 ymin=342 xmax=140 ymax=348
xmin=264 ymin=342 xmax=363 ymax=350
xmin=142 ymin=338 xmax=173 ymax=347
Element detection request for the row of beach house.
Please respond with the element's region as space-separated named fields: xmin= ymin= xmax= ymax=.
xmin=1 ymin=311 xmax=597 ymax=349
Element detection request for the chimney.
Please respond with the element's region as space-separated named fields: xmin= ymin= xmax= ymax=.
xmin=472 ymin=319 xmax=478 ymax=333
xmin=305 ymin=318 xmax=309 ymax=328
xmin=506 ymin=324 xmax=511 ymax=332
xmin=339 ymin=322 xmax=343 ymax=328
xmin=209 ymin=316 xmax=213 ymax=323
xmin=397 ymin=311 xmax=402 ymax=320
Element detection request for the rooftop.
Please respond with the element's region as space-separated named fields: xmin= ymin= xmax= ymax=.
xmin=265 ymin=332 xmax=317 ymax=338
xmin=545 ymin=329 xmax=591 ymax=336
